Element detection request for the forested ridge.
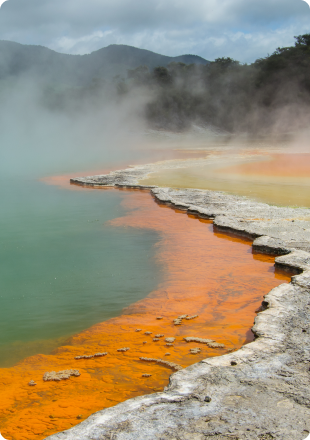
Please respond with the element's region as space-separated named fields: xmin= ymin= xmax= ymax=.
xmin=0 ymin=41 xmax=208 ymax=85
xmin=123 ymin=34 xmax=310 ymax=133
xmin=8 ymin=34 xmax=310 ymax=135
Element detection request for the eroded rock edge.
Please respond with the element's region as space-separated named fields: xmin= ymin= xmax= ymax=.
xmin=45 ymin=167 xmax=310 ymax=439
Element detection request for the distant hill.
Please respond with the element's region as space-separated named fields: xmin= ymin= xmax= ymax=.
xmin=0 ymin=41 xmax=209 ymax=86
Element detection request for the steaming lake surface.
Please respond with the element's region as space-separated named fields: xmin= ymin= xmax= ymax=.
xmin=1 ymin=126 xmax=308 ymax=368
xmin=0 ymin=139 xmax=163 ymax=367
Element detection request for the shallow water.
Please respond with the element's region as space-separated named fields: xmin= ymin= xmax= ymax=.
xmin=141 ymin=152 xmax=310 ymax=208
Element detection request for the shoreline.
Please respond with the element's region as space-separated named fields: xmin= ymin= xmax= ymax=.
xmin=1 ymin=185 xmax=286 ymax=440
xmin=45 ymin=164 xmax=310 ymax=439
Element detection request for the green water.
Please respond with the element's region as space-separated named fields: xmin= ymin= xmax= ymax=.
xmin=0 ymin=181 xmax=161 ymax=366
xmin=0 ymin=108 xmax=162 ymax=367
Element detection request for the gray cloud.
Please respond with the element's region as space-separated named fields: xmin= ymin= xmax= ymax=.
xmin=0 ymin=0 xmax=309 ymax=62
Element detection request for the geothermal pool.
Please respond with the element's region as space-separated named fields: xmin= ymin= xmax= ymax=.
xmin=0 ymin=185 xmax=292 ymax=440
xmin=0 ymin=131 xmax=305 ymax=440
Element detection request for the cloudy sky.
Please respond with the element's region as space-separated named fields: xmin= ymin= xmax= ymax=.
xmin=0 ymin=0 xmax=309 ymax=62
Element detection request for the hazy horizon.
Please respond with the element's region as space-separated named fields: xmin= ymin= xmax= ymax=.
xmin=0 ymin=39 xmax=210 ymax=61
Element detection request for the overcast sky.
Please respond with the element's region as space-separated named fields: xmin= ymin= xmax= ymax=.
xmin=0 ymin=0 xmax=309 ymax=62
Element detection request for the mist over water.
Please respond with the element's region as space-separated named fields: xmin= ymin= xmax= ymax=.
xmin=0 ymin=77 xmax=150 ymax=178
xmin=1 ymin=72 xmax=310 ymax=367
xmin=0 ymin=79 xmax=163 ymax=367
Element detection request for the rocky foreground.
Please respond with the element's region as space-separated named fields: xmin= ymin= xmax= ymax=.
xmin=46 ymin=164 xmax=310 ymax=440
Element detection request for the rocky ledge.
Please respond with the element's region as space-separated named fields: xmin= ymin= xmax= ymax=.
xmin=46 ymin=166 xmax=310 ymax=440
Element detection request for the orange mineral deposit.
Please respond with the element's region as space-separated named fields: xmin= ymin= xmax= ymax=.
xmin=0 ymin=187 xmax=292 ymax=440
xmin=221 ymin=153 xmax=310 ymax=177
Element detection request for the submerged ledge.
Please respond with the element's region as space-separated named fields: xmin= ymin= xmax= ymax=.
xmin=46 ymin=165 xmax=310 ymax=440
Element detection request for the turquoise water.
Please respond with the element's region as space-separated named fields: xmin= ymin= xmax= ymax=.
xmin=0 ymin=181 xmax=160 ymax=365
xmin=0 ymin=112 xmax=162 ymax=367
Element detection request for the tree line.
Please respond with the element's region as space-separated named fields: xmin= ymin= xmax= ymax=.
xmin=124 ymin=34 xmax=310 ymax=134
xmin=40 ymin=34 xmax=310 ymax=135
